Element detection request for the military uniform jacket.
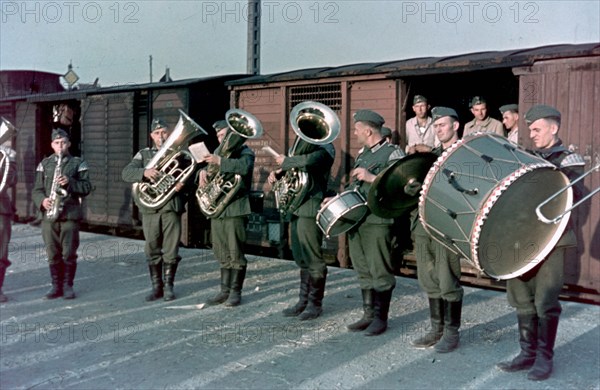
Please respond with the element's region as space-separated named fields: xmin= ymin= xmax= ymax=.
xmin=213 ymin=144 xmax=255 ymax=219
xmin=349 ymin=140 xmax=404 ymax=224
xmin=121 ymin=147 xmax=189 ymax=215
xmin=463 ymin=116 xmax=505 ymax=137
xmin=0 ymin=147 xmax=17 ymax=216
xmin=281 ymin=143 xmax=335 ymax=218
xmin=534 ymin=139 xmax=585 ymax=248
xmin=32 ymin=153 xmax=92 ymax=221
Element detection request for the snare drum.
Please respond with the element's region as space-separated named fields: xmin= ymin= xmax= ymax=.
xmin=418 ymin=132 xmax=573 ymax=280
xmin=316 ymin=189 xmax=368 ymax=238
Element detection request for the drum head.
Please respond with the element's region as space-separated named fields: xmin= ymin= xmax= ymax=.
xmin=368 ymin=153 xmax=438 ymax=218
xmin=473 ymin=168 xmax=573 ymax=280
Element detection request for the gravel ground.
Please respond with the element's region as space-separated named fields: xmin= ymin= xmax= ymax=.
xmin=1 ymin=223 xmax=599 ymax=390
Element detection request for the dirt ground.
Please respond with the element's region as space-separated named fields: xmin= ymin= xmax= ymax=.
xmin=1 ymin=223 xmax=599 ymax=390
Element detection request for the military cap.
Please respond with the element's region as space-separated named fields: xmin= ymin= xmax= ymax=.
xmin=151 ymin=118 xmax=168 ymax=132
xmin=525 ymin=104 xmax=561 ymax=125
xmin=470 ymin=96 xmax=487 ymax=107
xmin=212 ymin=120 xmax=228 ymax=130
xmin=380 ymin=126 xmax=392 ymax=138
xmin=353 ymin=110 xmax=385 ymax=126
xmin=413 ymin=95 xmax=428 ymax=105
xmin=499 ymin=104 xmax=519 ymax=114
xmin=431 ymin=106 xmax=459 ymax=121
xmin=51 ymin=128 xmax=70 ymax=140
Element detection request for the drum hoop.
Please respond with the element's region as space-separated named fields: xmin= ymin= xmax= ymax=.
xmin=470 ymin=161 xmax=568 ymax=280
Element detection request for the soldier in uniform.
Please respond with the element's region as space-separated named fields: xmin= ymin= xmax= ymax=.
xmin=200 ymin=120 xmax=255 ymax=307
xmin=497 ymin=105 xmax=585 ymax=381
xmin=500 ymin=104 xmax=520 ymax=144
xmin=410 ymin=107 xmax=464 ymax=353
xmin=268 ymin=130 xmax=335 ymax=321
xmin=32 ymin=129 xmax=92 ymax=299
xmin=0 ymin=141 xmax=17 ymax=302
xmin=325 ymin=109 xmax=404 ymax=336
xmin=122 ymin=119 xmax=189 ymax=302
xmin=463 ymin=96 xmax=505 ymax=137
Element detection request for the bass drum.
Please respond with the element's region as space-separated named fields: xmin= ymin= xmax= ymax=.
xmin=418 ymin=132 xmax=573 ymax=280
xmin=316 ymin=190 xmax=368 ymax=238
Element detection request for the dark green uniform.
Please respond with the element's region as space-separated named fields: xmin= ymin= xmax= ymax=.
xmin=348 ymin=140 xmax=404 ymax=292
xmin=122 ymin=147 xmax=188 ymax=266
xmin=0 ymin=146 xmax=17 ymax=302
xmin=122 ymin=146 xmax=190 ymax=301
xmin=32 ymin=152 xmax=92 ymax=298
xmin=209 ymin=144 xmax=255 ymax=270
xmin=412 ymin=145 xmax=463 ymax=302
xmin=498 ymin=139 xmax=585 ymax=380
xmin=281 ymin=141 xmax=335 ymax=320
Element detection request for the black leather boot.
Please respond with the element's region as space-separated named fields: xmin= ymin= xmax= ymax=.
xmin=145 ymin=263 xmax=164 ymax=302
xmin=497 ymin=314 xmax=538 ymax=372
xmin=365 ymin=288 xmax=393 ymax=336
xmin=63 ymin=263 xmax=77 ymax=299
xmin=527 ymin=316 xmax=559 ymax=381
xmin=45 ymin=263 xmax=64 ymax=299
xmin=282 ymin=269 xmax=310 ymax=317
xmin=412 ymin=298 xmax=444 ymax=348
xmin=207 ymin=268 xmax=231 ymax=305
xmin=0 ymin=264 xmax=8 ymax=303
xmin=347 ymin=289 xmax=374 ymax=332
xmin=299 ymin=269 xmax=327 ymax=321
xmin=163 ymin=262 xmax=178 ymax=301
xmin=435 ymin=299 xmax=462 ymax=353
xmin=225 ymin=267 xmax=246 ymax=307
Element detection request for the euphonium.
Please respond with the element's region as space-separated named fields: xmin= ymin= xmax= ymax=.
xmin=46 ymin=152 xmax=68 ymax=221
xmin=132 ymin=110 xmax=207 ymax=209
xmin=0 ymin=117 xmax=18 ymax=194
xmin=273 ymin=101 xmax=340 ymax=216
xmin=196 ymin=109 xmax=263 ymax=218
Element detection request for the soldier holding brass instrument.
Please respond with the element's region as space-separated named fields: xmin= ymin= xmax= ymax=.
xmin=122 ymin=118 xmax=194 ymax=302
xmin=268 ymin=101 xmax=338 ymax=321
xmin=33 ymin=128 xmax=91 ymax=300
xmin=199 ymin=117 xmax=257 ymax=307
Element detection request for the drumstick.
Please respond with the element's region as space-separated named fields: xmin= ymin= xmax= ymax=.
xmin=262 ymin=146 xmax=281 ymax=158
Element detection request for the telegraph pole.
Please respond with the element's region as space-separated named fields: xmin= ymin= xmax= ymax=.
xmin=247 ymin=0 xmax=260 ymax=75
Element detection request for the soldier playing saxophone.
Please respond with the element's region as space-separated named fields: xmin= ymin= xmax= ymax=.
xmin=32 ymin=128 xmax=91 ymax=300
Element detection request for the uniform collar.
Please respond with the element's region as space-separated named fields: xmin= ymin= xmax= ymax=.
xmin=536 ymin=139 xmax=567 ymax=158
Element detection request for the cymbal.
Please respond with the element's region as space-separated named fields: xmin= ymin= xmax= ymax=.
xmin=367 ymin=152 xmax=438 ymax=218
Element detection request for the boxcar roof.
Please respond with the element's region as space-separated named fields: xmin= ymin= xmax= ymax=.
xmin=0 ymin=73 xmax=250 ymax=103
xmin=226 ymin=43 xmax=600 ymax=85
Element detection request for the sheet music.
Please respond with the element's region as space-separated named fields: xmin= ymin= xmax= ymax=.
xmin=188 ymin=142 xmax=211 ymax=163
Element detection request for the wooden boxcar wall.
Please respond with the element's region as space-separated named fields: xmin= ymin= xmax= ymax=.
xmin=80 ymin=92 xmax=135 ymax=228
xmin=14 ymin=100 xmax=41 ymax=220
xmin=232 ymin=56 xmax=600 ymax=301
xmin=514 ymin=56 xmax=600 ymax=296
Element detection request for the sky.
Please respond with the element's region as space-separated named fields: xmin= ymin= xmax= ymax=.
xmin=1 ymin=0 xmax=599 ymax=88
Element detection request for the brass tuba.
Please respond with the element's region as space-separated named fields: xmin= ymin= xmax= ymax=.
xmin=196 ymin=109 xmax=263 ymax=218
xmin=132 ymin=110 xmax=207 ymax=209
xmin=0 ymin=117 xmax=18 ymax=194
xmin=272 ymin=101 xmax=340 ymax=216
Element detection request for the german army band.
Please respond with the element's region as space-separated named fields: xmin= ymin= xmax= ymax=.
xmin=1 ymin=98 xmax=593 ymax=383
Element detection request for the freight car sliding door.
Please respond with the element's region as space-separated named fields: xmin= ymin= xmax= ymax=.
xmin=80 ymin=93 xmax=135 ymax=229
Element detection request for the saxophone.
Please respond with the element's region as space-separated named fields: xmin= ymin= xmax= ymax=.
xmin=196 ymin=109 xmax=263 ymax=218
xmin=46 ymin=152 xmax=68 ymax=221
xmin=271 ymin=101 xmax=340 ymax=216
